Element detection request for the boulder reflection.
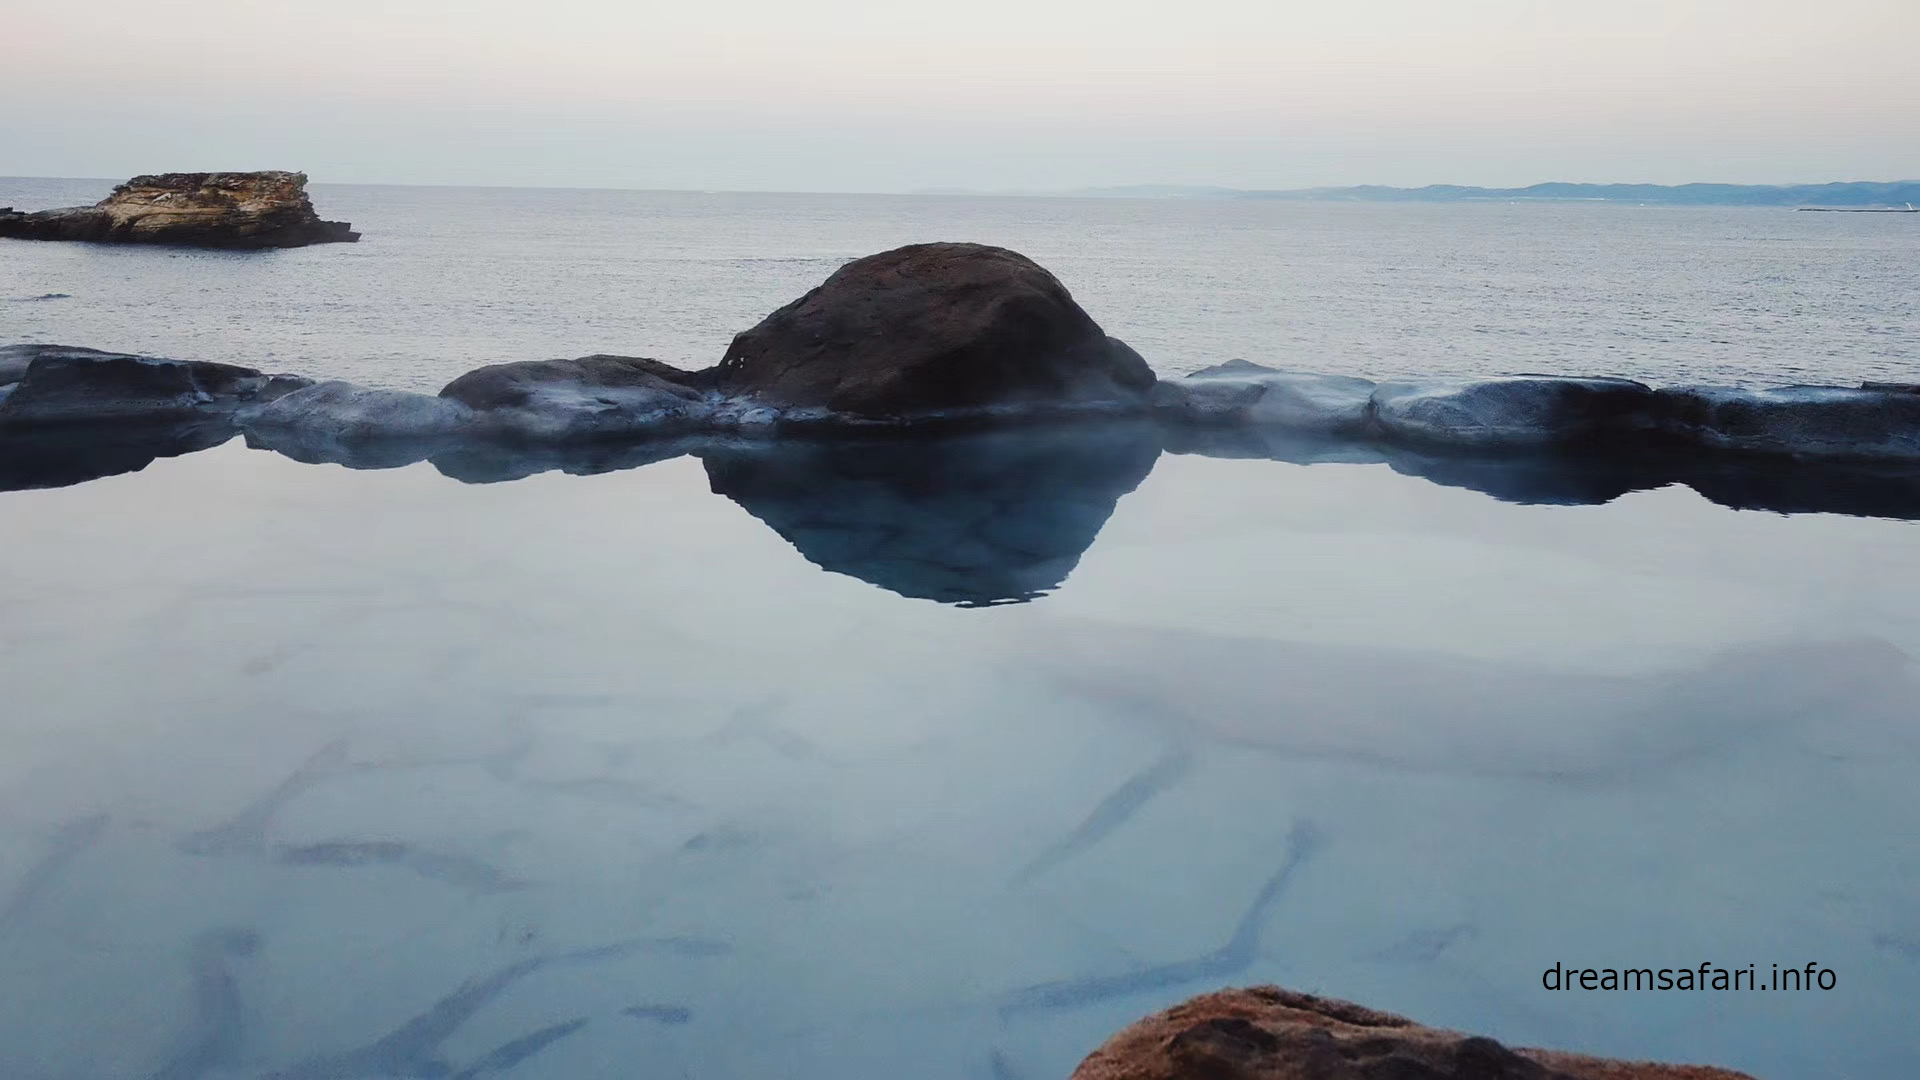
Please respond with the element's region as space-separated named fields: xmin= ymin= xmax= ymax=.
xmin=0 ymin=422 xmax=234 ymax=492
xmin=15 ymin=419 xmax=1920 ymax=604
xmin=701 ymin=425 xmax=1161 ymax=606
xmin=1160 ymin=426 xmax=1920 ymax=520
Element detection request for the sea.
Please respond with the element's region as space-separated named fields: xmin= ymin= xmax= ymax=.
xmin=3 ymin=176 xmax=1917 ymax=390
xmin=2 ymin=179 xmax=1919 ymax=1080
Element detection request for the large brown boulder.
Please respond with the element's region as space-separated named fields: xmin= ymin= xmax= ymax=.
xmin=0 ymin=172 xmax=357 ymax=248
xmin=1072 ymin=987 xmax=1754 ymax=1080
xmin=712 ymin=243 xmax=1154 ymax=422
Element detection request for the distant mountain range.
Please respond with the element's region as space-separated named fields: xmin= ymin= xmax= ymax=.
xmin=944 ymin=181 xmax=1920 ymax=207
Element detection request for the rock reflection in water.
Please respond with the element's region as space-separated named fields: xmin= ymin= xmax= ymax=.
xmin=12 ymin=416 xmax=1920 ymax=610
xmin=700 ymin=424 xmax=1161 ymax=606
xmin=0 ymin=423 xmax=235 ymax=492
xmin=217 ymin=419 xmax=1920 ymax=610
xmin=1160 ymin=426 xmax=1920 ymax=520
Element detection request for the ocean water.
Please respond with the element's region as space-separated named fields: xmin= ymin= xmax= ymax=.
xmin=3 ymin=177 xmax=1917 ymax=390
xmin=3 ymin=181 xmax=1920 ymax=1080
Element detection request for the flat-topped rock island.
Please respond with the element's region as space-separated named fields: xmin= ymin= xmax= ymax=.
xmin=0 ymin=171 xmax=358 ymax=248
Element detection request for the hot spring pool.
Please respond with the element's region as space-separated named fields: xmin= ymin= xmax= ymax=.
xmin=1 ymin=434 xmax=1916 ymax=1079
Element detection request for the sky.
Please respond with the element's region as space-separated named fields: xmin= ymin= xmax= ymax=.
xmin=6 ymin=0 xmax=1919 ymax=191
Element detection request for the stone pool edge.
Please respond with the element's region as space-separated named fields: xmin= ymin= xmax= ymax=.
xmin=4 ymin=342 xmax=1918 ymax=466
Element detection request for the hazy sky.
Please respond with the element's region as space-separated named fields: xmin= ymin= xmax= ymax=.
xmin=7 ymin=0 xmax=1918 ymax=191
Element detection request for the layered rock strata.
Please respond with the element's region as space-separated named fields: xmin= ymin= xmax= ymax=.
xmin=0 ymin=172 xmax=358 ymax=248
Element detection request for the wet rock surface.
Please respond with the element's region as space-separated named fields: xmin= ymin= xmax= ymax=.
xmin=10 ymin=239 xmax=1920 ymax=466
xmin=712 ymin=242 xmax=1155 ymax=422
xmin=6 ymin=245 xmax=1920 ymax=531
xmin=10 ymin=339 xmax=1920 ymax=542
xmin=1155 ymin=360 xmax=1920 ymax=463
xmin=240 ymin=380 xmax=477 ymax=470
xmin=0 ymin=171 xmax=358 ymax=248
xmin=1072 ymin=986 xmax=1754 ymax=1080
xmin=247 ymin=380 xmax=475 ymax=439
xmin=1369 ymin=375 xmax=1660 ymax=449
xmin=1149 ymin=360 xmax=1375 ymax=434
xmin=441 ymin=354 xmax=715 ymax=441
xmin=0 ymin=344 xmax=308 ymax=430
xmin=1656 ymin=384 xmax=1920 ymax=460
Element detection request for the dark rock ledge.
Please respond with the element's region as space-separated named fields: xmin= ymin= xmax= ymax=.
xmin=0 ymin=172 xmax=358 ymax=248
xmin=4 ymin=242 xmax=1919 ymax=502
xmin=1153 ymin=359 xmax=1920 ymax=462
xmin=1073 ymin=985 xmax=1754 ymax=1079
xmin=0 ymin=344 xmax=310 ymax=426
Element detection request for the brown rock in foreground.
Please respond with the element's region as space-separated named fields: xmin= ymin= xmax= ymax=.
xmin=1072 ymin=987 xmax=1755 ymax=1080
xmin=714 ymin=242 xmax=1154 ymax=421
xmin=0 ymin=171 xmax=357 ymax=248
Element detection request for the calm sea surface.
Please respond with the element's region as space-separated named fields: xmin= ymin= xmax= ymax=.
xmin=1 ymin=180 xmax=1919 ymax=1080
xmin=3 ymin=177 xmax=1916 ymax=390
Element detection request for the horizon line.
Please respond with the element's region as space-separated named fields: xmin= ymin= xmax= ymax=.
xmin=3 ymin=174 xmax=1917 ymax=199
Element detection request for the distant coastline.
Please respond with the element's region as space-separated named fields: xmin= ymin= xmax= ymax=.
xmin=924 ymin=180 xmax=1920 ymax=208
xmin=7 ymin=175 xmax=1916 ymax=207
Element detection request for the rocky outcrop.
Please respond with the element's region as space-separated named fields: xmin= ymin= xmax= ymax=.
xmin=712 ymin=243 xmax=1154 ymax=423
xmin=1369 ymin=376 xmax=1660 ymax=449
xmin=8 ymin=333 xmax=1920 ymax=600
xmin=0 ymin=343 xmax=299 ymax=489
xmin=6 ymin=241 xmax=1920 ymax=532
xmin=239 ymin=381 xmax=476 ymax=469
xmin=440 ymin=355 xmax=715 ymax=441
xmin=12 ymin=231 xmax=1915 ymax=466
xmin=245 ymin=381 xmax=474 ymax=440
xmin=1656 ymin=384 xmax=1920 ymax=460
xmin=1149 ymin=361 xmax=1375 ymax=434
xmin=0 ymin=344 xmax=308 ymax=429
xmin=404 ymin=239 xmax=1158 ymax=440
xmin=1072 ymin=986 xmax=1754 ymax=1080
xmin=1154 ymin=361 xmax=1920 ymax=463
xmin=0 ymin=172 xmax=358 ymax=248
